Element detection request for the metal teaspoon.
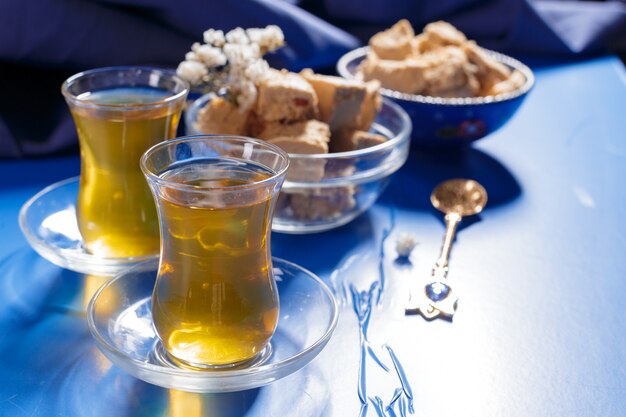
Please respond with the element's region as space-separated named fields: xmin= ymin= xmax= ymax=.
xmin=405 ymin=178 xmax=488 ymax=320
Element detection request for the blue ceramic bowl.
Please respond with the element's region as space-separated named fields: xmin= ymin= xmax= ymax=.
xmin=337 ymin=47 xmax=534 ymax=147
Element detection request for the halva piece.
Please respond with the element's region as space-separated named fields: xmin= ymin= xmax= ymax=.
xmin=360 ymin=54 xmax=427 ymax=94
xmin=423 ymin=21 xmax=467 ymax=47
xmin=195 ymin=96 xmax=249 ymax=135
xmin=300 ymin=69 xmax=366 ymax=132
xmin=258 ymin=119 xmax=331 ymax=181
xmin=369 ymin=19 xmax=414 ymax=60
xmin=288 ymin=186 xmax=356 ymax=220
xmin=359 ymin=20 xmax=525 ymax=97
xmin=330 ymin=129 xmax=387 ymax=153
xmin=255 ymin=69 xmax=319 ymax=122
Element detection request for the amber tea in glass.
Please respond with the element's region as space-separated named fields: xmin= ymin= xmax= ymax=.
xmin=141 ymin=136 xmax=290 ymax=368
xmin=62 ymin=67 xmax=188 ymax=257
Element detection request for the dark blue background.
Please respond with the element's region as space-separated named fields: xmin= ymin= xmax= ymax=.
xmin=1 ymin=0 xmax=625 ymax=158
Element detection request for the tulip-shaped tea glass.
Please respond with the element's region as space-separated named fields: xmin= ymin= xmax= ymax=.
xmin=62 ymin=67 xmax=189 ymax=258
xmin=140 ymin=136 xmax=290 ymax=369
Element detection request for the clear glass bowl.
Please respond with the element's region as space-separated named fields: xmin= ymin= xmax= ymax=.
xmin=186 ymin=96 xmax=412 ymax=233
xmin=18 ymin=177 xmax=158 ymax=276
xmin=337 ymin=46 xmax=534 ymax=147
xmin=87 ymin=257 xmax=338 ymax=393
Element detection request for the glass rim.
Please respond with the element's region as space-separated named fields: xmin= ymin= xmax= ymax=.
xmin=140 ymin=135 xmax=291 ymax=193
xmin=61 ymin=66 xmax=190 ymax=110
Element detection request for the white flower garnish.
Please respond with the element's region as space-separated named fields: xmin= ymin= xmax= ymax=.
xmin=203 ymin=29 xmax=225 ymax=47
xmin=236 ymin=80 xmax=258 ymax=112
xmin=247 ymin=25 xmax=285 ymax=53
xmin=222 ymin=43 xmax=259 ymax=66
xmin=244 ymin=59 xmax=269 ymax=84
xmin=225 ymin=27 xmax=250 ymax=45
xmin=177 ymin=25 xmax=284 ymax=112
xmin=191 ymin=43 xmax=227 ymax=67
xmin=395 ymin=233 xmax=418 ymax=257
xmin=175 ymin=60 xmax=208 ymax=86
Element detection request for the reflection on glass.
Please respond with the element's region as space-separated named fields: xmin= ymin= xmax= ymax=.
xmin=82 ymin=275 xmax=110 ymax=310
xmin=167 ymin=390 xmax=203 ymax=417
xmin=40 ymin=208 xmax=82 ymax=242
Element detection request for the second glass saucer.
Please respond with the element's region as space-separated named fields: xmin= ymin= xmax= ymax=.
xmin=87 ymin=257 xmax=339 ymax=393
xmin=19 ymin=177 xmax=158 ymax=276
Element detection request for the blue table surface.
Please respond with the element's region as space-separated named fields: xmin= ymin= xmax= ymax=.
xmin=1 ymin=55 xmax=625 ymax=417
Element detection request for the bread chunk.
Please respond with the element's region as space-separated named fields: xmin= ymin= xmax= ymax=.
xmin=195 ymin=96 xmax=249 ymax=135
xmin=331 ymin=129 xmax=387 ymax=153
xmin=369 ymin=19 xmax=414 ymax=60
xmin=255 ymin=69 xmax=318 ymax=122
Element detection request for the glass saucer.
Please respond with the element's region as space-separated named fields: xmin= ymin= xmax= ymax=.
xmin=87 ymin=257 xmax=339 ymax=393
xmin=18 ymin=177 xmax=158 ymax=276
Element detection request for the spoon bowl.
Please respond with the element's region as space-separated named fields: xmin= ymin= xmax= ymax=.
xmin=431 ymin=179 xmax=488 ymax=217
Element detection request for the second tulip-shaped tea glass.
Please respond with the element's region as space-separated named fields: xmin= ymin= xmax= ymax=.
xmin=141 ymin=136 xmax=290 ymax=369
xmin=62 ymin=67 xmax=189 ymax=258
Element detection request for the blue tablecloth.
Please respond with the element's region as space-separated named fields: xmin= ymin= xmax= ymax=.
xmin=1 ymin=54 xmax=625 ymax=416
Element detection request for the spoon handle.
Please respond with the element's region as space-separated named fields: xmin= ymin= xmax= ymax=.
xmin=433 ymin=212 xmax=462 ymax=277
xmin=405 ymin=211 xmax=463 ymax=319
